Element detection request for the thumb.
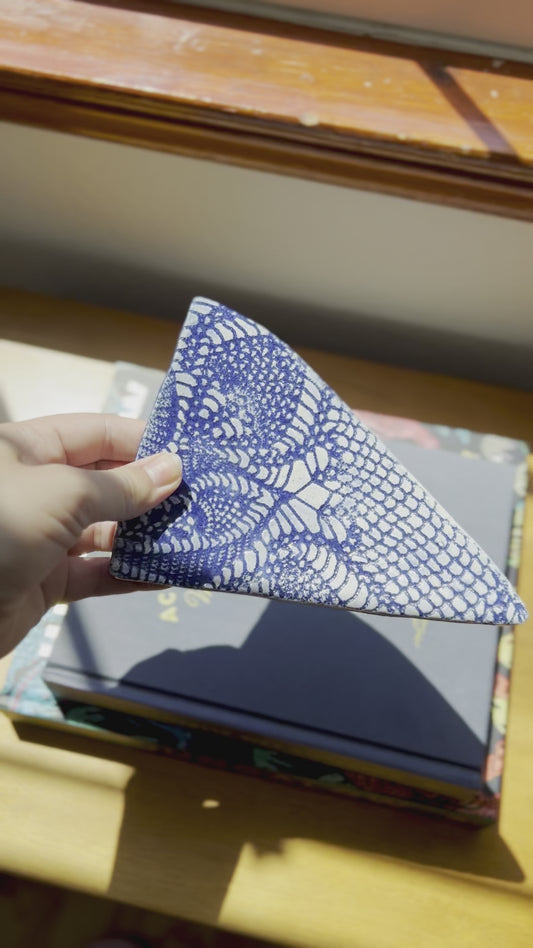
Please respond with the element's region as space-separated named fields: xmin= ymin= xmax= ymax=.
xmin=81 ymin=451 xmax=183 ymax=524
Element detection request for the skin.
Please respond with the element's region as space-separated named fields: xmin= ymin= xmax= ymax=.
xmin=0 ymin=413 xmax=182 ymax=658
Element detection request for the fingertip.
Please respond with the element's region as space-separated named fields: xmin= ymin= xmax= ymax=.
xmin=138 ymin=451 xmax=183 ymax=490
xmin=82 ymin=450 xmax=183 ymax=525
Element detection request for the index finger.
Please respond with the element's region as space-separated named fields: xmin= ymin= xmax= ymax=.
xmin=0 ymin=413 xmax=146 ymax=467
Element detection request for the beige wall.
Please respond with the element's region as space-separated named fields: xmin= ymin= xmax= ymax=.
xmin=0 ymin=121 xmax=531 ymax=384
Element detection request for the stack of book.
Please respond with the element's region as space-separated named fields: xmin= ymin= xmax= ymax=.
xmin=1 ymin=363 xmax=528 ymax=825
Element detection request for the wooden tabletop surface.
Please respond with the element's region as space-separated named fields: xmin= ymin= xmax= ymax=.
xmin=1 ymin=287 xmax=532 ymax=947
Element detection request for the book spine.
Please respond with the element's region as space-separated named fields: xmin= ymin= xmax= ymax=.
xmin=51 ymin=697 xmax=489 ymax=825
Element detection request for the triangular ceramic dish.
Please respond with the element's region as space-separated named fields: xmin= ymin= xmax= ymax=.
xmin=110 ymin=298 xmax=527 ymax=626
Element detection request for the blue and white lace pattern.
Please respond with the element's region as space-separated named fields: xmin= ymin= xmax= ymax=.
xmin=111 ymin=298 xmax=527 ymax=626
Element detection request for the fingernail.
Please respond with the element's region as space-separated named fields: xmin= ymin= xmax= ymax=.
xmin=142 ymin=452 xmax=182 ymax=488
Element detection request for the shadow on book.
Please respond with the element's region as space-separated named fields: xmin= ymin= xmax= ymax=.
xmin=17 ymin=599 xmax=524 ymax=917
xmin=108 ymin=603 xmax=487 ymax=783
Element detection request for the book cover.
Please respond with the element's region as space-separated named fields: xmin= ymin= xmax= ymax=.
xmin=1 ymin=364 xmax=528 ymax=824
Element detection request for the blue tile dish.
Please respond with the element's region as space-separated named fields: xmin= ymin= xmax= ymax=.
xmin=110 ymin=298 xmax=527 ymax=626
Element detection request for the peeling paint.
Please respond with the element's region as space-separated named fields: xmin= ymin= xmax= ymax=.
xmin=300 ymin=112 xmax=320 ymax=127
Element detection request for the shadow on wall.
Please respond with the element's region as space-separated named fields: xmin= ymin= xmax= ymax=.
xmin=0 ymin=391 xmax=11 ymax=425
xmin=0 ymin=238 xmax=531 ymax=391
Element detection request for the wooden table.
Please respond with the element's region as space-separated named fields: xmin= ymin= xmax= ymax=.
xmin=1 ymin=287 xmax=532 ymax=947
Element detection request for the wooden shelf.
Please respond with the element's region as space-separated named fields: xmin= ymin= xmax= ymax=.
xmin=1 ymin=0 xmax=532 ymax=219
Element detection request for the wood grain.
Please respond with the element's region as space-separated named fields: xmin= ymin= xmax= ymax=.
xmin=0 ymin=872 xmax=274 ymax=948
xmin=0 ymin=1 xmax=532 ymax=218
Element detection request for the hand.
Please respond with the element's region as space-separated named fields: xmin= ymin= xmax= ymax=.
xmin=0 ymin=413 xmax=182 ymax=658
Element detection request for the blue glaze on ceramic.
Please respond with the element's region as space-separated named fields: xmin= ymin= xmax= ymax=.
xmin=111 ymin=298 xmax=527 ymax=626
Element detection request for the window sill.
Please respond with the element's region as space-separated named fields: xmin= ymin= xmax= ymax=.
xmin=0 ymin=0 xmax=532 ymax=219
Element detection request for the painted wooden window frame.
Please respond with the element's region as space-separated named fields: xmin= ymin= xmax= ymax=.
xmin=188 ymin=0 xmax=533 ymax=56
xmin=0 ymin=0 xmax=532 ymax=220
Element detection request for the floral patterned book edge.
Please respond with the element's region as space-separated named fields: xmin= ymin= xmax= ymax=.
xmin=0 ymin=365 xmax=528 ymax=825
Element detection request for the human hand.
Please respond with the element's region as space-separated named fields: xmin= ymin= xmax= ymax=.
xmin=0 ymin=413 xmax=182 ymax=658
